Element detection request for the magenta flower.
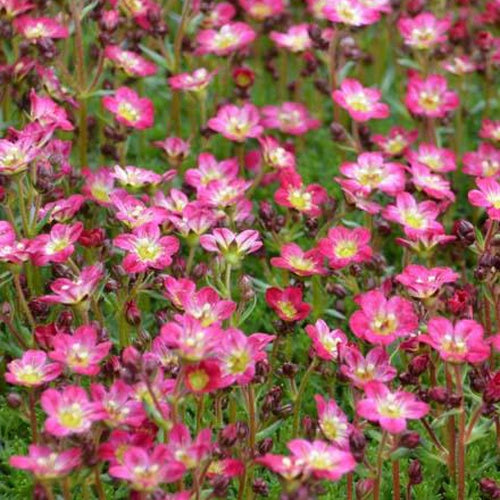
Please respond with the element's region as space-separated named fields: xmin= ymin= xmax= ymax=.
xmin=166 ymin=424 xmax=212 ymax=470
xmin=305 ymin=320 xmax=348 ymax=361
xmin=258 ymin=136 xmax=296 ymax=171
xmin=315 ymin=395 xmax=351 ymax=449
xmin=332 ymin=79 xmax=390 ymax=122
xmin=108 ymin=445 xmax=185 ymax=491
xmin=239 ymin=0 xmax=284 ymax=20
xmin=113 ymin=223 xmax=179 ymax=273
xmin=200 ymin=228 xmax=262 ymax=264
xmin=382 ymin=192 xmax=443 ymax=239
xmin=442 ymin=55 xmax=476 ymax=75
xmin=261 ymin=102 xmax=320 ymax=136
xmin=112 ymin=165 xmax=164 ymax=190
xmin=41 ymin=386 xmax=104 ymax=437
xmin=468 ymin=177 xmax=500 ymax=220
xmin=102 ymin=86 xmax=154 ymax=129
xmin=13 ymin=15 xmax=68 ymax=42
xmin=405 ymin=74 xmax=459 ymax=118
xmin=184 ymin=360 xmax=223 ymax=394
xmin=270 ymin=24 xmax=312 ymax=53
xmin=372 ymin=126 xmax=418 ymax=157
xmin=396 ymin=265 xmax=459 ymax=299
xmin=275 ymin=169 xmax=327 ymax=216
xmin=10 ymin=446 xmax=81 ymax=480
xmin=196 ymin=22 xmax=256 ymax=56
xmin=410 ymin=164 xmax=455 ymax=201
xmin=168 ymin=68 xmax=217 ymax=93
xmin=349 ymin=290 xmax=418 ymax=345
xmin=39 ymin=195 xmax=85 ymax=223
xmin=49 ymin=325 xmax=112 ymax=376
xmin=185 ymin=152 xmax=238 ymax=188
xmin=337 ymin=152 xmax=406 ymax=196
xmin=398 ymin=12 xmax=451 ymax=49
xmin=265 ymin=286 xmax=311 ymax=322
xmin=323 ymin=0 xmax=380 ymax=26
xmin=463 ymin=143 xmax=500 ymax=178
xmin=82 ymin=167 xmax=116 ymax=205
xmin=420 ymin=317 xmax=490 ymax=364
xmin=104 ymin=45 xmax=157 ymax=77
xmin=5 ymin=350 xmax=62 ymax=387
xmin=356 ymin=381 xmax=429 ymax=433
xmin=180 ymin=287 xmax=236 ymax=326
xmin=0 ymin=221 xmax=30 ymax=264
xmin=154 ymin=136 xmax=190 ymax=166
xmin=407 ymin=143 xmax=456 ymax=173
xmin=0 ymin=135 xmax=40 ymax=175
xmin=29 ymin=222 xmax=83 ymax=266
xmin=340 ymin=345 xmax=397 ymax=389
xmin=480 ymin=119 xmax=500 ymax=144
xmin=207 ymin=103 xmax=262 ymax=142
xmin=271 ymin=243 xmax=326 ymax=277
xmin=318 ymin=226 xmax=372 ymax=270
xmin=29 ymin=90 xmax=74 ymax=131
xmin=111 ymin=193 xmax=168 ymax=228
xmin=99 ymin=429 xmax=155 ymax=466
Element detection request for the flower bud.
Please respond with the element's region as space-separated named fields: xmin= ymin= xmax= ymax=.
xmin=408 ymin=459 xmax=423 ymax=485
xmin=479 ymin=478 xmax=500 ymax=499
xmin=428 ymin=386 xmax=449 ymax=404
xmin=258 ymin=437 xmax=273 ymax=455
xmin=78 ymin=228 xmax=106 ymax=247
xmin=125 ymin=300 xmax=141 ymax=326
xmin=349 ymin=428 xmax=367 ymax=463
xmin=399 ymin=431 xmax=420 ymax=449
xmin=6 ymin=392 xmax=22 ymax=409
xmin=409 ymin=354 xmax=430 ymax=376
xmin=453 ymin=219 xmax=475 ymax=246
xmin=252 ymin=478 xmax=269 ymax=497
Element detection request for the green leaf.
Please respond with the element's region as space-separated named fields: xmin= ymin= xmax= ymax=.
xmin=256 ymin=419 xmax=284 ymax=441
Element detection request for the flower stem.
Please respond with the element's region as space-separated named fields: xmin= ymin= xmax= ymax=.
xmin=454 ymin=364 xmax=466 ymax=500
xmin=373 ymin=431 xmax=388 ymax=500
xmin=292 ymin=358 xmax=318 ymax=437
xmin=13 ymin=272 xmax=36 ymax=330
xmin=28 ymin=389 xmax=38 ymax=443
xmin=392 ymin=459 xmax=401 ymax=500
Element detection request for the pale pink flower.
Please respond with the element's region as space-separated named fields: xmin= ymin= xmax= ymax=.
xmin=102 ymin=86 xmax=154 ymax=129
xmin=349 ymin=290 xmax=418 ymax=345
xmin=315 ymin=395 xmax=351 ymax=448
xmin=49 ymin=325 xmax=112 ymax=376
xmin=356 ymin=381 xmax=429 ymax=433
xmin=323 ymin=0 xmax=380 ymax=26
xmin=112 ymin=165 xmax=165 ymax=189
xmin=0 ymin=0 xmax=34 ymax=18
xmin=317 ymin=226 xmax=372 ymax=270
xmin=340 ymin=345 xmax=397 ymax=388
xmin=168 ymin=68 xmax=217 ymax=93
xmin=114 ymin=223 xmax=179 ymax=273
xmin=420 ymin=317 xmax=490 ymax=363
xmin=468 ymin=177 xmax=500 ymax=220
xmin=442 ymin=55 xmax=476 ymax=75
xmin=82 ymin=168 xmax=116 ymax=205
xmin=202 ymin=2 xmax=236 ymax=28
xmin=382 ymin=192 xmax=443 ymax=238
xmin=5 ymin=350 xmax=62 ymax=387
xmin=406 ymin=143 xmax=456 ymax=173
xmin=398 ymin=12 xmax=451 ymax=49
xmin=153 ymin=136 xmax=190 ymax=167
xmin=261 ymin=102 xmax=320 ymax=135
xmin=29 ymin=90 xmax=73 ymax=131
xmin=196 ymin=22 xmax=256 ymax=56
xmin=38 ymin=195 xmax=85 ymax=223
xmin=0 ymin=135 xmax=40 ymax=175
xmin=305 ymin=320 xmax=348 ymax=361
xmin=166 ymin=424 xmax=212 ymax=469
xmin=197 ymin=178 xmax=251 ymax=209
xmin=396 ymin=265 xmax=459 ymax=299
xmin=462 ymin=143 xmax=500 ymax=178
xmin=208 ymin=103 xmax=262 ymax=142
xmin=332 ymin=79 xmax=390 ymax=122
xmin=200 ymin=228 xmax=262 ymax=263
xmin=239 ymin=0 xmax=284 ymax=20
xmin=0 ymin=221 xmax=30 ymax=264
xmin=10 ymin=446 xmax=81 ymax=480
xmin=410 ymin=164 xmax=455 ymax=201
xmin=186 ymin=153 xmax=238 ymax=188
xmin=258 ymin=136 xmax=296 ymax=170
xmin=271 ymin=243 xmax=326 ymax=277
xmin=13 ymin=15 xmax=68 ymax=41
xmin=270 ymin=24 xmax=312 ymax=52
xmin=372 ymin=126 xmax=418 ymax=157
xmin=480 ymin=119 xmax=500 ymax=144
xmin=337 ymin=152 xmax=405 ymax=196
xmin=180 ymin=287 xmax=236 ymax=326
xmin=111 ymin=192 xmax=168 ymax=228
xmin=405 ymin=74 xmax=459 ymax=118
xmin=104 ymin=45 xmax=157 ymax=77
xmin=41 ymin=386 xmax=104 ymax=437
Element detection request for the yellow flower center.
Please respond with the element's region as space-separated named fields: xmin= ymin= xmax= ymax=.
xmin=334 ymin=240 xmax=358 ymax=259
xmin=227 ymin=350 xmax=251 ymax=374
xmin=58 ymin=403 xmax=84 ymax=429
xmin=187 ymin=369 xmax=210 ymax=391
xmin=289 ymin=189 xmax=312 ymax=211
xmin=117 ymin=102 xmax=140 ymax=123
xmin=135 ymin=239 xmax=161 ymax=262
xmin=277 ymin=300 xmax=297 ymax=320
xmin=371 ymin=313 xmax=397 ymax=336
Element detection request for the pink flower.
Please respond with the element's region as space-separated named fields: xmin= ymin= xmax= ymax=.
xmin=0 ymin=134 xmax=40 ymax=175
xmin=275 ymin=169 xmax=327 ymax=216
xmin=41 ymin=386 xmax=104 ymax=436
xmin=39 ymin=195 xmax=85 ymax=223
xmin=265 ymin=286 xmax=311 ymax=322
xmin=154 ymin=136 xmax=190 ymax=167
xmin=29 ymin=222 xmax=83 ymax=266
xmin=340 ymin=345 xmax=397 ymax=389
xmin=200 ymin=228 xmax=262 ymax=263
xmin=104 ymin=45 xmax=157 ymax=77
xmin=112 ymin=165 xmax=166 ymax=190
xmin=356 ymin=381 xmax=429 ymax=433
xmin=261 ymin=102 xmax=320 ymax=135
xmin=166 ymin=424 xmax=212 ymax=469
xmin=208 ymin=103 xmax=262 ymax=142
xmin=30 ymin=90 xmax=74 ymax=131
xmin=39 ymin=263 xmax=103 ymax=305
xmin=463 ymin=143 xmax=500 ymax=178
xmin=13 ymin=15 xmax=68 ymax=41
xmin=99 ymin=429 xmax=154 ymax=466
xmin=102 ymin=86 xmax=154 ymax=129
xmin=216 ymin=328 xmax=275 ymax=385
xmin=315 ymin=395 xmax=351 ymax=448
xmin=186 ymin=153 xmax=238 ymax=188
xmin=323 ymin=0 xmax=380 ymax=26
xmin=406 ymin=143 xmax=456 ymax=173
xmin=398 ymin=13 xmax=451 ymax=49
xmin=111 ymin=192 xmax=168 ymax=228
xmin=239 ymin=0 xmax=284 ymax=20
xmin=332 ymin=79 xmax=390 ymax=122
xmin=184 ymin=360 xmax=223 ymax=393
xmin=49 ymin=325 xmax=112 ymax=376
xmin=0 ymin=0 xmax=34 ymax=18
xmin=396 ymin=265 xmax=459 ymax=299
xmin=196 ymin=22 xmax=256 ymax=56
xmin=420 ymin=317 xmax=490 ymax=364
xmin=109 ymin=445 xmax=185 ymax=491
xmin=442 ymin=55 xmax=476 ymax=75
xmin=468 ymin=177 xmax=500 ymax=220
xmin=382 ymin=192 xmax=443 ymax=238
xmin=0 ymin=221 xmax=30 ymax=264
xmin=82 ymin=167 xmax=116 ymax=205
xmin=5 ymin=350 xmax=62 ymax=387
xmin=10 ymin=446 xmax=81 ymax=480
xmin=405 ymin=74 xmax=459 ymax=118
xmin=480 ymin=119 xmax=500 ymax=144
xmin=337 ymin=152 xmax=405 ymax=196
xmin=270 ymin=24 xmax=312 ymax=52
xmin=168 ymin=68 xmax=217 ymax=93
xmin=258 ymin=136 xmax=296 ymax=171
xmin=91 ymin=380 xmax=147 ymax=427
xmin=114 ymin=223 xmax=179 ymax=273
xmin=271 ymin=243 xmax=326 ymax=277
xmin=349 ymin=290 xmax=418 ymax=345
xmin=410 ymin=164 xmax=455 ymax=201
xmin=318 ymin=226 xmax=372 ymax=270
xmin=180 ymin=287 xmax=236 ymax=326
xmin=372 ymin=126 xmax=418 ymax=157
xmin=305 ymin=320 xmax=348 ymax=361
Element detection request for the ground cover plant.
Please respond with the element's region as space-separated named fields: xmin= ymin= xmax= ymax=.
xmin=0 ymin=0 xmax=499 ymax=498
